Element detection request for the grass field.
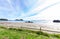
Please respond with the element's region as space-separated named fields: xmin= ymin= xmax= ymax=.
xmin=0 ymin=26 xmax=60 ymax=39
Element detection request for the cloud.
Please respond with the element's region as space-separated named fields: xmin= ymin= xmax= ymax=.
xmin=0 ymin=0 xmax=60 ymax=20
xmin=24 ymin=0 xmax=60 ymax=20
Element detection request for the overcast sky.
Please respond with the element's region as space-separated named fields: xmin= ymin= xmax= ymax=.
xmin=0 ymin=0 xmax=60 ymax=20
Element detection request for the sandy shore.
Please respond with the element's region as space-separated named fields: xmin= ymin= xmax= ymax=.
xmin=0 ymin=22 xmax=41 ymax=31
xmin=0 ymin=22 xmax=60 ymax=34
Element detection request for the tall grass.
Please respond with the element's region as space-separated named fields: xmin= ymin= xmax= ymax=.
xmin=0 ymin=26 xmax=60 ymax=39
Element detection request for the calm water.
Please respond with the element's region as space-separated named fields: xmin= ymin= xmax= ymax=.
xmin=0 ymin=20 xmax=60 ymax=24
xmin=0 ymin=20 xmax=25 ymax=23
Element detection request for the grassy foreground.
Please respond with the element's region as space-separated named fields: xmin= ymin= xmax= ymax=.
xmin=0 ymin=26 xmax=60 ymax=39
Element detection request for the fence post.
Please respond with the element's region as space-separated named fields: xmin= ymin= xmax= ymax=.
xmin=40 ymin=27 xmax=42 ymax=35
xmin=40 ymin=27 xmax=41 ymax=32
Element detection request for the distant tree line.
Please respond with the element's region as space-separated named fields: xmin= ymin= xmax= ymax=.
xmin=15 ymin=19 xmax=33 ymax=23
xmin=25 ymin=21 xmax=33 ymax=23
xmin=0 ymin=18 xmax=33 ymax=23
xmin=15 ymin=19 xmax=23 ymax=21
xmin=53 ymin=20 xmax=60 ymax=23
xmin=0 ymin=18 xmax=8 ymax=21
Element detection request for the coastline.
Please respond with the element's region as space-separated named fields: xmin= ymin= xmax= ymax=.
xmin=0 ymin=22 xmax=60 ymax=34
xmin=0 ymin=22 xmax=40 ymax=31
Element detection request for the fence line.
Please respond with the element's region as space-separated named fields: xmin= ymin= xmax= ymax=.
xmin=20 ymin=26 xmax=60 ymax=33
xmin=0 ymin=22 xmax=60 ymax=33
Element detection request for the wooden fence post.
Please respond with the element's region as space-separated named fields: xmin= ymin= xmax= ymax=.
xmin=40 ymin=27 xmax=41 ymax=32
xmin=40 ymin=27 xmax=42 ymax=35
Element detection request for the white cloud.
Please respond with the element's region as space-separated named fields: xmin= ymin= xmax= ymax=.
xmin=0 ymin=0 xmax=60 ymax=20
xmin=24 ymin=0 xmax=60 ymax=20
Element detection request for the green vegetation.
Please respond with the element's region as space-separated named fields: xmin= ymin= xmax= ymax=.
xmin=0 ymin=26 xmax=60 ymax=39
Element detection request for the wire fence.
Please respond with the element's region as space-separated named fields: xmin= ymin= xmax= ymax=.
xmin=20 ymin=26 xmax=60 ymax=33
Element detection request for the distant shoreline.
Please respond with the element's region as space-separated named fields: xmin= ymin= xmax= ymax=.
xmin=0 ymin=22 xmax=60 ymax=34
xmin=0 ymin=22 xmax=40 ymax=29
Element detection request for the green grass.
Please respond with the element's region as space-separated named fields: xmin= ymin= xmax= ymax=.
xmin=0 ymin=26 xmax=60 ymax=39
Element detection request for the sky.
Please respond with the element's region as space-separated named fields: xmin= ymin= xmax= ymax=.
xmin=0 ymin=0 xmax=60 ymax=20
